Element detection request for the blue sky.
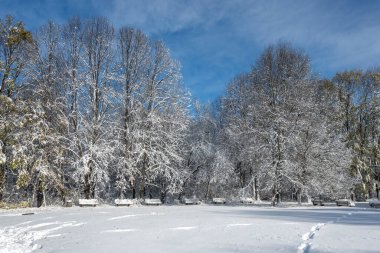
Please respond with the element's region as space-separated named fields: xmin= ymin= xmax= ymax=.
xmin=2 ymin=0 xmax=380 ymax=102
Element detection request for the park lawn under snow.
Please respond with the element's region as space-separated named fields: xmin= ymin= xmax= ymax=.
xmin=0 ymin=204 xmax=379 ymax=253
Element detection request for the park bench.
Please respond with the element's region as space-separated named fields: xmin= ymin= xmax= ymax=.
xmin=65 ymin=199 xmax=73 ymax=207
xmin=183 ymin=198 xmax=201 ymax=205
xmin=212 ymin=198 xmax=226 ymax=204
xmin=144 ymin=199 xmax=162 ymax=205
xmin=240 ymin=197 xmax=254 ymax=204
xmin=312 ymin=198 xmax=324 ymax=206
xmin=78 ymin=199 xmax=98 ymax=207
xmin=336 ymin=199 xmax=355 ymax=207
xmin=368 ymin=199 xmax=380 ymax=208
xmin=114 ymin=199 xmax=133 ymax=206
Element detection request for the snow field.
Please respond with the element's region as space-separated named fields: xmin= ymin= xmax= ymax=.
xmin=0 ymin=220 xmax=85 ymax=253
xmin=0 ymin=205 xmax=379 ymax=253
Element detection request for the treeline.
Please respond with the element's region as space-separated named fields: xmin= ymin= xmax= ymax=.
xmin=0 ymin=16 xmax=379 ymax=207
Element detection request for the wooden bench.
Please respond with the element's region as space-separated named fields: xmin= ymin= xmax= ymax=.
xmin=65 ymin=200 xmax=73 ymax=207
xmin=183 ymin=198 xmax=201 ymax=205
xmin=312 ymin=198 xmax=324 ymax=206
xmin=336 ymin=199 xmax=355 ymax=207
xmin=114 ymin=199 xmax=133 ymax=206
xmin=212 ymin=198 xmax=226 ymax=204
xmin=369 ymin=200 xmax=380 ymax=208
xmin=240 ymin=197 xmax=254 ymax=204
xmin=78 ymin=199 xmax=98 ymax=207
xmin=144 ymin=199 xmax=162 ymax=205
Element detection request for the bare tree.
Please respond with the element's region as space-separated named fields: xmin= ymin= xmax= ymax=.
xmin=114 ymin=27 xmax=150 ymax=198
xmin=79 ymin=17 xmax=115 ymax=199
xmin=133 ymin=41 xmax=190 ymax=201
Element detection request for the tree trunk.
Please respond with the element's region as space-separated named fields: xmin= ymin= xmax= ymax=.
xmin=297 ymin=187 xmax=302 ymax=205
xmin=36 ymin=187 xmax=43 ymax=208
xmin=205 ymin=178 xmax=211 ymax=199
xmin=254 ymin=176 xmax=260 ymax=201
xmin=84 ymin=173 xmax=91 ymax=199
xmin=0 ymin=65 xmax=10 ymax=96
xmin=84 ymin=160 xmax=96 ymax=199
xmin=160 ymin=191 xmax=166 ymax=203
xmin=139 ymin=150 xmax=148 ymax=198
xmin=252 ymin=179 xmax=256 ymax=200
xmin=119 ymin=187 xmax=124 ymax=199
xmin=271 ymin=193 xmax=277 ymax=206
xmin=305 ymin=190 xmax=311 ymax=204
xmin=272 ymin=185 xmax=280 ymax=206
xmin=43 ymin=189 xmax=47 ymax=207
xmin=0 ymin=165 xmax=5 ymax=201
xmin=34 ymin=176 xmax=44 ymax=208
xmin=178 ymin=189 xmax=184 ymax=201
xmin=90 ymin=175 xmax=96 ymax=199
xmin=139 ymin=180 xmax=146 ymax=199
xmin=30 ymin=191 xmax=35 ymax=208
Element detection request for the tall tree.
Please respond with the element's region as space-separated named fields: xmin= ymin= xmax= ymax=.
xmin=0 ymin=16 xmax=35 ymax=201
xmin=79 ymin=17 xmax=116 ymax=199
xmin=333 ymin=70 xmax=380 ymax=198
xmin=114 ymin=27 xmax=150 ymax=198
xmin=133 ymin=41 xmax=190 ymax=200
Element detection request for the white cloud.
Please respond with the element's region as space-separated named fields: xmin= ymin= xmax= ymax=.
xmin=2 ymin=0 xmax=380 ymax=99
xmin=105 ymin=0 xmax=227 ymax=34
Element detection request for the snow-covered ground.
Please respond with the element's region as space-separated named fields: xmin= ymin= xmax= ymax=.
xmin=0 ymin=203 xmax=379 ymax=253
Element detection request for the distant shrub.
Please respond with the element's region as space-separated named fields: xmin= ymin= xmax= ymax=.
xmin=0 ymin=201 xmax=31 ymax=209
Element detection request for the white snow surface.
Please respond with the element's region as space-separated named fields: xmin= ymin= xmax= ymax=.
xmin=0 ymin=220 xmax=85 ymax=253
xmin=0 ymin=204 xmax=379 ymax=253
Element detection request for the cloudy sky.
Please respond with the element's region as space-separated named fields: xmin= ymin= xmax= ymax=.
xmin=2 ymin=0 xmax=380 ymax=101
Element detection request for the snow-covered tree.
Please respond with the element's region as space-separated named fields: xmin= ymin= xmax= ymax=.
xmin=131 ymin=41 xmax=190 ymax=200
xmin=333 ymin=70 xmax=380 ymax=198
xmin=220 ymin=43 xmax=354 ymax=203
xmin=0 ymin=16 xmax=36 ymax=202
xmin=113 ymin=27 xmax=150 ymax=198
xmin=0 ymin=15 xmax=369 ymax=206
xmin=77 ymin=17 xmax=116 ymax=199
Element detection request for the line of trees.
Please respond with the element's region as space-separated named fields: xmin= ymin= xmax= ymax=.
xmin=0 ymin=15 xmax=379 ymax=207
